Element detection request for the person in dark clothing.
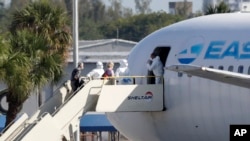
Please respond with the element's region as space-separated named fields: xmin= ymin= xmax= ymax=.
xmin=71 ymin=62 xmax=84 ymax=91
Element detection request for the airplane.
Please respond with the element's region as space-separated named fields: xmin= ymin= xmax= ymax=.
xmin=1 ymin=12 xmax=250 ymax=141
xmin=103 ymin=12 xmax=250 ymax=141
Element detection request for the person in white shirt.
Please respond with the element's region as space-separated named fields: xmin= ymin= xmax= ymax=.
xmin=115 ymin=59 xmax=131 ymax=84
xmin=146 ymin=53 xmax=163 ymax=84
xmin=87 ymin=61 xmax=104 ymax=79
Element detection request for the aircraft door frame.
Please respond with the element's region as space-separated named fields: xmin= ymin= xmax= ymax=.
xmin=147 ymin=47 xmax=171 ymax=84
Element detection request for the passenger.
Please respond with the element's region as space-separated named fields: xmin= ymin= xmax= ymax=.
xmin=115 ymin=59 xmax=131 ymax=84
xmin=86 ymin=61 xmax=104 ymax=80
xmin=146 ymin=53 xmax=163 ymax=84
xmin=71 ymin=62 xmax=84 ymax=91
xmin=147 ymin=56 xmax=154 ymax=84
xmin=102 ymin=61 xmax=114 ymax=79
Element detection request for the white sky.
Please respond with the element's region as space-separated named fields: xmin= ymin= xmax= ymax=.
xmin=3 ymin=0 xmax=11 ymax=8
xmin=102 ymin=0 xmax=203 ymax=13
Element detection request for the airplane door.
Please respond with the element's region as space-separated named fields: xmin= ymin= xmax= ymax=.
xmin=153 ymin=47 xmax=170 ymax=67
xmin=147 ymin=47 xmax=171 ymax=84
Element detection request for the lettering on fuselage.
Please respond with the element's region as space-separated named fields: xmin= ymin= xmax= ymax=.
xmin=205 ymin=41 xmax=250 ymax=59
xmin=177 ymin=41 xmax=250 ymax=64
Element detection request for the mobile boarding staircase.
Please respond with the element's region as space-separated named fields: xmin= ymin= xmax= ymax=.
xmin=0 ymin=76 xmax=165 ymax=141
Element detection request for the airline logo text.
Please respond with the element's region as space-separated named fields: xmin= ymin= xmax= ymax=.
xmin=178 ymin=41 xmax=250 ymax=64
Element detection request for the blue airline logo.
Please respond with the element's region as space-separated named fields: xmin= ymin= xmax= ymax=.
xmin=178 ymin=44 xmax=203 ymax=64
xmin=205 ymin=41 xmax=250 ymax=59
xmin=178 ymin=41 xmax=250 ymax=64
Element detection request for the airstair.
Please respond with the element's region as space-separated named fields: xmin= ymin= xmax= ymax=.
xmin=0 ymin=77 xmax=165 ymax=141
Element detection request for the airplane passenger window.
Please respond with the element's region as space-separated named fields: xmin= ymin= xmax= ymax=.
xmin=178 ymin=72 xmax=183 ymax=77
xmin=248 ymin=67 xmax=250 ymax=74
xmin=228 ymin=66 xmax=233 ymax=72
xmin=218 ymin=66 xmax=224 ymax=70
xmin=238 ymin=65 xmax=244 ymax=73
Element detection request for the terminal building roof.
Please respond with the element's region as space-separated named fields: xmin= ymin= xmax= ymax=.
xmin=68 ymin=39 xmax=137 ymax=63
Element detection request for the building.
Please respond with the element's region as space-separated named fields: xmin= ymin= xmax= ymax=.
xmin=169 ymin=1 xmax=193 ymax=16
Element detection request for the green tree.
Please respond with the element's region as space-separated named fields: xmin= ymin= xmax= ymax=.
xmin=107 ymin=0 xmax=123 ymax=20
xmin=64 ymin=0 xmax=72 ymax=16
xmin=0 ymin=35 xmax=11 ymax=80
xmin=3 ymin=0 xmax=72 ymax=126
xmin=134 ymin=0 xmax=152 ymax=14
xmin=78 ymin=0 xmax=106 ymax=22
xmin=106 ymin=0 xmax=133 ymax=20
xmin=9 ymin=0 xmax=29 ymax=12
xmin=204 ymin=1 xmax=231 ymax=15
xmin=216 ymin=1 xmax=231 ymax=13
xmin=79 ymin=19 xmax=104 ymax=39
xmin=78 ymin=0 xmax=107 ymax=39
xmin=204 ymin=4 xmax=217 ymax=15
xmin=0 ymin=32 xmax=33 ymax=126
xmin=100 ymin=12 xmax=184 ymax=41
xmin=202 ymin=0 xmax=212 ymax=13
xmin=76 ymin=0 xmax=134 ymax=40
xmin=174 ymin=0 xmax=193 ymax=18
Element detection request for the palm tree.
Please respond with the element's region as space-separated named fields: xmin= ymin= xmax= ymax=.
xmin=216 ymin=1 xmax=231 ymax=13
xmin=204 ymin=1 xmax=231 ymax=15
xmin=0 ymin=32 xmax=33 ymax=126
xmin=204 ymin=4 xmax=217 ymax=15
xmin=10 ymin=0 xmax=71 ymax=57
xmin=3 ymin=0 xmax=72 ymax=126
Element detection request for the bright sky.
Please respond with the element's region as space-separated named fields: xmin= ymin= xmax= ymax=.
xmin=102 ymin=0 xmax=203 ymax=13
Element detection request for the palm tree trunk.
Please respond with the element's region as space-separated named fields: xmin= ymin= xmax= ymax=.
xmin=38 ymin=87 xmax=42 ymax=107
xmin=5 ymin=91 xmax=22 ymax=127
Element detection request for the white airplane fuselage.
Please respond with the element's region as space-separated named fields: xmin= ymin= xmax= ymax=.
xmin=106 ymin=13 xmax=250 ymax=141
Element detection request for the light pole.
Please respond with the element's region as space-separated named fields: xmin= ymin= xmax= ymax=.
xmin=72 ymin=1 xmax=80 ymax=141
xmin=73 ymin=0 xmax=79 ymax=67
